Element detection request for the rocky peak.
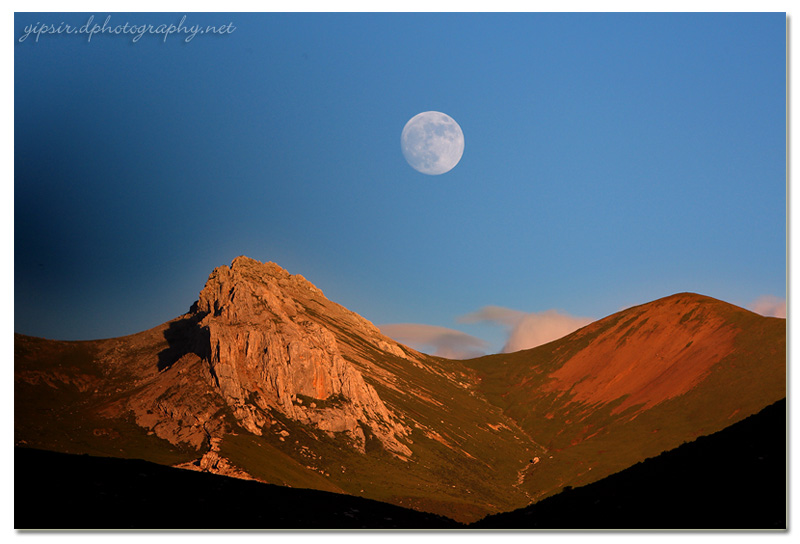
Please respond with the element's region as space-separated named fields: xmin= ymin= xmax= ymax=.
xmin=194 ymin=257 xmax=412 ymax=457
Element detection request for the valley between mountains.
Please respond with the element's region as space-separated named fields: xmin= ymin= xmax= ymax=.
xmin=14 ymin=256 xmax=786 ymax=525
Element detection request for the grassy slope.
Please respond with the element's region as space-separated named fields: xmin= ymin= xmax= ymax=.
xmin=461 ymin=294 xmax=786 ymax=502
xmin=290 ymin=302 xmax=543 ymax=521
xmin=14 ymin=334 xmax=199 ymax=466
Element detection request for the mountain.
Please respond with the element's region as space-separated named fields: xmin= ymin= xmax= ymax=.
xmin=461 ymin=291 xmax=786 ymax=503
xmin=14 ymin=256 xmax=786 ymax=527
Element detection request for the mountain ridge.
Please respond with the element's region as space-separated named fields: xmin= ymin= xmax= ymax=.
xmin=14 ymin=256 xmax=786 ymax=525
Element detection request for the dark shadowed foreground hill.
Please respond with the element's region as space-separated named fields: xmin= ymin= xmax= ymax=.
xmin=472 ymin=398 xmax=786 ymax=529
xmin=15 ymin=447 xmax=461 ymax=529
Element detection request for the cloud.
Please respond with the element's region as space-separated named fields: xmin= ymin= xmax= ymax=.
xmin=458 ymin=305 xmax=526 ymax=328
xmin=748 ymin=295 xmax=786 ymax=318
xmin=378 ymin=323 xmax=489 ymax=359
xmin=459 ymin=306 xmax=593 ymax=352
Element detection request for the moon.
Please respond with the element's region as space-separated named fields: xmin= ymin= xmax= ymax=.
xmin=401 ymin=111 xmax=465 ymax=175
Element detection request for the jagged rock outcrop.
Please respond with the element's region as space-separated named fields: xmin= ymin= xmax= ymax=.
xmin=174 ymin=437 xmax=262 ymax=482
xmin=195 ymin=256 xmax=412 ymax=457
xmin=124 ymin=352 xmax=226 ymax=450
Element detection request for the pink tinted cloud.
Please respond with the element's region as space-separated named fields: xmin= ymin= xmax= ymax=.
xmin=748 ymin=295 xmax=786 ymax=318
xmin=378 ymin=323 xmax=489 ymax=359
xmin=459 ymin=306 xmax=593 ymax=352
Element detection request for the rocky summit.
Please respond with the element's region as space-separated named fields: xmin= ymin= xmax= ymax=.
xmin=15 ymin=256 xmax=786 ymax=525
xmin=196 ymin=256 xmax=411 ymax=456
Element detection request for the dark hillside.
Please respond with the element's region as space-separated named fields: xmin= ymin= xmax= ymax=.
xmin=471 ymin=398 xmax=786 ymax=529
xmin=15 ymin=447 xmax=461 ymax=529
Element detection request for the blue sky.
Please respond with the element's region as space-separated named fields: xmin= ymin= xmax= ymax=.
xmin=14 ymin=12 xmax=786 ymax=355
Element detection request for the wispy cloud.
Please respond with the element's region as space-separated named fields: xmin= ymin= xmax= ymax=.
xmin=748 ymin=295 xmax=786 ymax=318
xmin=378 ymin=323 xmax=489 ymax=359
xmin=459 ymin=306 xmax=593 ymax=352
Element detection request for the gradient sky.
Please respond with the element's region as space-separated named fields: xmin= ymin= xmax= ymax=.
xmin=14 ymin=12 xmax=786 ymax=355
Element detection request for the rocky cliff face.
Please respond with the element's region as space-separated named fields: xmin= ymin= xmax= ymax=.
xmin=195 ymin=256 xmax=411 ymax=457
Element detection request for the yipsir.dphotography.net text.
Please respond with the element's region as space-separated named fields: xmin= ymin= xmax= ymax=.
xmin=18 ymin=15 xmax=236 ymax=44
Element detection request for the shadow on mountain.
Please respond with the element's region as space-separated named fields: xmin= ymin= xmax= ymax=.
xmin=157 ymin=310 xmax=210 ymax=372
xmin=14 ymin=447 xmax=462 ymax=530
xmin=471 ymin=398 xmax=787 ymax=530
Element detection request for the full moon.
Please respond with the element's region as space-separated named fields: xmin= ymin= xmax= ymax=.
xmin=401 ymin=111 xmax=465 ymax=175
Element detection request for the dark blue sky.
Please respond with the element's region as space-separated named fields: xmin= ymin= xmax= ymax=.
xmin=14 ymin=12 xmax=786 ymax=354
